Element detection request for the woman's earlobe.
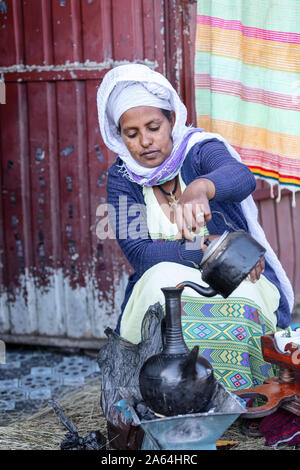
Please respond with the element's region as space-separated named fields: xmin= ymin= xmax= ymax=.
xmin=170 ymin=111 xmax=176 ymax=129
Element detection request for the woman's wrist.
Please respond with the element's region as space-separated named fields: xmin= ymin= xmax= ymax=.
xmin=175 ymin=178 xmax=216 ymax=241
xmin=193 ymin=177 xmax=216 ymax=200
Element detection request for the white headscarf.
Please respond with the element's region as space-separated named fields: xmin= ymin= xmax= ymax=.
xmin=97 ymin=64 xmax=294 ymax=314
xmin=107 ymin=82 xmax=172 ymax=128
xmin=97 ymin=64 xmax=190 ymax=178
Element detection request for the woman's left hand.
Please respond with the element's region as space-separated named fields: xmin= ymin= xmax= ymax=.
xmin=248 ymin=256 xmax=265 ymax=283
xmin=174 ymin=178 xmax=216 ymax=241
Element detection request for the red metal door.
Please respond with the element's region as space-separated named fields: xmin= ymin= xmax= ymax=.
xmin=0 ymin=0 xmax=196 ymax=348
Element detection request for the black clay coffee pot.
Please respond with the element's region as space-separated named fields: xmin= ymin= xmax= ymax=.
xmin=139 ymin=286 xmax=216 ymax=417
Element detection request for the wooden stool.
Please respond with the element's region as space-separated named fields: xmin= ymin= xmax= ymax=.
xmin=234 ymin=334 xmax=300 ymax=418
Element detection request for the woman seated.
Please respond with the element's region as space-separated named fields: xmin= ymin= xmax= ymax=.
xmin=97 ymin=64 xmax=294 ymax=392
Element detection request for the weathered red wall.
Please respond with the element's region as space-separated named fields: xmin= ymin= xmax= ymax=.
xmin=0 ymin=1 xmax=298 ymax=349
xmin=254 ymin=181 xmax=300 ymax=305
xmin=0 ymin=0 xmax=197 ymax=347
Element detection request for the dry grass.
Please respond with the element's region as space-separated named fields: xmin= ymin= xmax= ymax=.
xmin=0 ymin=377 xmax=297 ymax=451
xmin=0 ymin=377 xmax=106 ymax=450
xmin=220 ymin=420 xmax=272 ymax=450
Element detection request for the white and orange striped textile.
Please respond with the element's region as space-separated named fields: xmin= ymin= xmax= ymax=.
xmin=195 ymin=0 xmax=300 ymax=201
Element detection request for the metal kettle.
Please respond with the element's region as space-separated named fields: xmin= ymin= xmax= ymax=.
xmin=178 ymin=212 xmax=266 ymax=298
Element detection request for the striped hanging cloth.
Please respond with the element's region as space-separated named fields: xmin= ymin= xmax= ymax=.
xmin=195 ymin=0 xmax=300 ymax=206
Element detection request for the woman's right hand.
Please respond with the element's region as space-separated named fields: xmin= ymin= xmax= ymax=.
xmin=174 ymin=178 xmax=216 ymax=241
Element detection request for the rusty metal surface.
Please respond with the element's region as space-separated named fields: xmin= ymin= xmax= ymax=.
xmin=0 ymin=0 xmax=197 ymax=346
xmin=2 ymin=1 xmax=296 ymax=349
xmin=254 ymin=180 xmax=300 ymax=304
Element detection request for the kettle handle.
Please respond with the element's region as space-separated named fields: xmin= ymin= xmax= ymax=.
xmin=178 ymin=210 xmax=241 ymax=267
xmin=178 ymin=237 xmax=202 ymax=269
xmin=211 ymin=210 xmax=240 ymax=232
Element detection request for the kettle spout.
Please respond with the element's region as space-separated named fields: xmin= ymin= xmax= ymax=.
xmin=176 ymin=281 xmax=217 ymax=297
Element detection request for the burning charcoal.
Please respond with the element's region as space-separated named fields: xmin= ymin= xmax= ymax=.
xmin=60 ymin=432 xmax=84 ymax=450
xmin=49 ymin=399 xmax=107 ymax=450
xmin=49 ymin=399 xmax=78 ymax=435
xmin=83 ymin=431 xmax=106 ymax=450
xmin=136 ymin=402 xmax=148 ymax=417
xmin=136 ymin=402 xmax=156 ymax=421
xmin=60 ymin=430 xmax=107 ymax=451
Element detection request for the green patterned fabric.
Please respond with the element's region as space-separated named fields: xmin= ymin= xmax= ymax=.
xmin=195 ymin=0 xmax=300 ymax=200
xmin=180 ymin=296 xmax=275 ymax=390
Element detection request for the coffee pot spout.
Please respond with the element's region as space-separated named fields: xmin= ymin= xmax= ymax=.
xmin=181 ymin=345 xmax=199 ymax=380
xmin=176 ymin=281 xmax=217 ymax=297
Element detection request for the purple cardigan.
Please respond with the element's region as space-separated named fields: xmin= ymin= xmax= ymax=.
xmin=106 ymin=138 xmax=290 ymax=332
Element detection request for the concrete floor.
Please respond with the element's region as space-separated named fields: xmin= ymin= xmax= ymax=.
xmin=0 ymin=344 xmax=100 ymax=423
